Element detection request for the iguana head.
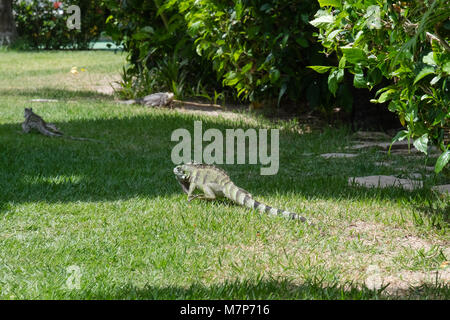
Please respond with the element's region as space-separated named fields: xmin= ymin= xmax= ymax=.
xmin=24 ymin=108 xmax=33 ymax=117
xmin=173 ymin=163 xmax=195 ymax=194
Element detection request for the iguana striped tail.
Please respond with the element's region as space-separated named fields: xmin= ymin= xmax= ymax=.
xmin=225 ymin=185 xmax=307 ymax=222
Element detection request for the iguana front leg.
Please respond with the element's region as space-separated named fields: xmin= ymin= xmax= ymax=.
xmin=187 ymin=182 xmax=198 ymax=202
xmin=187 ymin=183 xmax=218 ymax=201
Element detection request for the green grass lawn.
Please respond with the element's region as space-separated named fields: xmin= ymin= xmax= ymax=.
xmin=0 ymin=50 xmax=449 ymax=299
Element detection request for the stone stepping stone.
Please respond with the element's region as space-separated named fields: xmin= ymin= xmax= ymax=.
xmin=348 ymin=140 xmax=414 ymax=151
xmin=353 ymin=131 xmax=391 ymax=141
xmin=431 ymin=185 xmax=450 ymax=195
xmin=407 ymin=172 xmax=433 ymax=179
xmin=408 ymin=173 xmax=424 ymax=179
xmin=320 ymin=153 xmax=358 ymax=159
xmin=389 ymin=148 xmax=422 ymax=155
xmin=348 ymin=175 xmax=423 ymax=191
xmin=374 ymin=163 xmax=434 ymax=177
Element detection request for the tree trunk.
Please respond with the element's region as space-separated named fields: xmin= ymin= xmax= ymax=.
xmin=0 ymin=0 xmax=17 ymax=45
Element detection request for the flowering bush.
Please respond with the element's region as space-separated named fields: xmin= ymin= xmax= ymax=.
xmin=13 ymin=0 xmax=107 ymax=49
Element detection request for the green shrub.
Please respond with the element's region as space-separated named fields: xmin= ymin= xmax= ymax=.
xmin=104 ymin=0 xmax=341 ymax=108
xmin=175 ymin=0 xmax=325 ymax=104
xmin=13 ymin=0 xmax=107 ymax=49
xmin=309 ymin=0 xmax=449 ymax=172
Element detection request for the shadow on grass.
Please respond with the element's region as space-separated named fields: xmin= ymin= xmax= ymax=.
xmin=0 ymin=110 xmax=447 ymax=224
xmin=72 ymin=278 xmax=449 ymax=300
xmin=0 ymin=87 xmax=115 ymax=101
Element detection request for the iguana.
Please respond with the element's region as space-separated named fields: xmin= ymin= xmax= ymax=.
xmin=173 ymin=162 xmax=308 ymax=223
xmin=119 ymin=92 xmax=223 ymax=109
xmin=22 ymin=108 xmax=102 ymax=142
xmin=119 ymin=92 xmax=175 ymax=107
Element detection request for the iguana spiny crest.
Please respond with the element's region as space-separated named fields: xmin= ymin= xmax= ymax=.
xmin=173 ymin=162 xmax=307 ymax=223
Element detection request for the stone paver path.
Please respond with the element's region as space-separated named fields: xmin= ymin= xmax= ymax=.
xmin=348 ymin=175 xmax=423 ymax=191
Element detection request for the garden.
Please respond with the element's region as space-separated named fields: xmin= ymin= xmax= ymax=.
xmin=0 ymin=0 xmax=448 ymax=300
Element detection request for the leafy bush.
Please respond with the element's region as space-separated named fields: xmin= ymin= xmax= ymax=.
xmin=13 ymin=0 xmax=107 ymax=49
xmin=309 ymin=0 xmax=449 ymax=172
xmin=103 ymin=0 xmax=218 ymax=100
xmin=174 ymin=0 xmax=325 ymax=104
xmin=104 ymin=0 xmax=341 ymax=108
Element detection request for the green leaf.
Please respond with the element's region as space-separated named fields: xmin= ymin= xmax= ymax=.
xmin=327 ymin=29 xmax=341 ymax=41
xmin=435 ymin=150 xmax=450 ymax=173
xmin=368 ymin=68 xmax=382 ymax=84
xmin=224 ymin=77 xmax=240 ymax=86
xmin=338 ymin=56 xmax=346 ymax=69
xmin=387 ymin=100 xmax=402 ymax=113
xmin=443 ymin=62 xmax=450 ymax=74
xmin=318 ymin=0 xmax=341 ymax=8
xmin=310 ymin=14 xmax=335 ymax=28
xmin=389 ymin=130 xmax=409 ymax=154
xmin=189 ymin=21 xmax=204 ymax=33
xmin=307 ymin=65 xmax=333 ymax=74
xmin=423 ymin=52 xmax=436 ymax=66
xmin=233 ymin=51 xmax=241 ymax=62
xmin=375 ymin=89 xmax=396 ymax=103
xmin=336 ymin=68 xmax=344 ymax=82
xmin=413 ymin=134 xmax=428 ymax=154
xmin=277 ymin=82 xmax=288 ymax=106
xmin=341 ymin=47 xmax=367 ymax=64
xmin=413 ymin=67 xmax=435 ymax=85
xmin=226 ymin=71 xmax=237 ymax=80
xmin=353 ymin=72 xmax=367 ymax=88
xmin=392 ymin=130 xmax=408 ymax=142
xmin=430 ymin=75 xmax=441 ymax=85
xmin=281 ymin=33 xmax=289 ymax=47
xmin=241 ymin=62 xmax=253 ymax=74
xmin=195 ymin=42 xmax=209 ymax=56
xmin=270 ymin=68 xmax=281 ymax=83
xmin=328 ymin=70 xmax=339 ymax=96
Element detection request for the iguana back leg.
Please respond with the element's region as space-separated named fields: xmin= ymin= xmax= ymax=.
xmin=37 ymin=126 xmax=61 ymax=137
xmin=46 ymin=123 xmax=62 ymax=134
xmin=196 ymin=184 xmax=218 ymax=200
